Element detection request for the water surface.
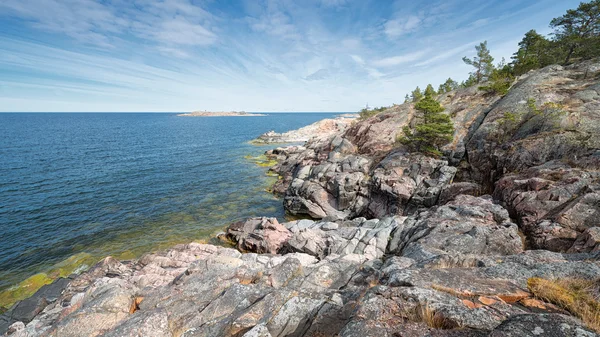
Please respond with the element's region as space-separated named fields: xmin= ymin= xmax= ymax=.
xmin=0 ymin=112 xmax=336 ymax=306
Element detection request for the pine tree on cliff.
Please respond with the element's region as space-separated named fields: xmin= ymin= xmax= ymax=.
xmin=438 ymin=78 xmax=458 ymax=94
xmin=511 ymin=30 xmax=552 ymax=75
xmin=462 ymin=41 xmax=495 ymax=83
xmin=399 ymin=90 xmax=454 ymax=157
xmin=424 ymin=84 xmax=436 ymax=97
xmin=411 ymin=86 xmax=423 ymax=102
xmin=550 ymin=0 xmax=600 ymax=64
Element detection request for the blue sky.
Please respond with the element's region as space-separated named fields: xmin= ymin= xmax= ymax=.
xmin=0 ymin=0 xmax=582 ymax=112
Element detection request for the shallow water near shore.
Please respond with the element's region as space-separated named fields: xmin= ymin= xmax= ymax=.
xmin=0 ymin=112 xmax=337 ymax=308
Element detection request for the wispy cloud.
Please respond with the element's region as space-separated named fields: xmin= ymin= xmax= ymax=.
xmin=0 ymin=0 xmax=217 ymax=52
xmin=0 ymin=0 xmax=584 ymax=112
xmin=373 ymin=50 xmax=429 ymax=67
xmin=384 ymin=15 xmax=422 ymax=38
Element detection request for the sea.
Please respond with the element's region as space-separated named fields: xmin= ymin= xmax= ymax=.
xmin=0 ymin=112 xmax=338 ymax=307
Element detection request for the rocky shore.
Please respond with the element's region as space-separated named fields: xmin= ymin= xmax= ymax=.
xmin=251 ymin=114 xmax=357 ymax=144
xmin=2 ymin=61 xmax=600 ymax=336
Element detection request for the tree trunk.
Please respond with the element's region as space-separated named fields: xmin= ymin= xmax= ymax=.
xmin=564 ymin=44 xmax=576 ymax=64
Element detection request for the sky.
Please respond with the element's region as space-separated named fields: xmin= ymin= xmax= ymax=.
xmin=0 ymin=0 xmax=583 ymax=112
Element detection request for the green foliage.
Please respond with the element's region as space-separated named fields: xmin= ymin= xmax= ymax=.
xmin=399 ymin=91 xmax=454 ymax=157
xmin=404 ymin=94 xmax=410 ymax=103
xmin=414 ymin=94 xmax=444 ymax=113
xmin=424 ymin=84 xmax=436 ymax=97
xmin=438 ymin=78 xmax=458 ymax=94
xmin=460 ymin=74 xmax=478 ymax=88
xmin=550 ymin=0 xmax=600 ymax=63
xmin=359 ymin=106 xmax=387 ymax=120
xmin=479 ymin=61 xmax=515 ymax=96
xmin=496 ymin=98 xmax=567 ymax=142
xmin=497 ymin=111 xmax=522 ymax=142
xmin=411 ymin=86 xmax=424 ymax=102
xmin=507 ymin=0 xmax=600 ymax=76
xmin=511 ymin=30 xmax=554 ymax=75
xmin=462 ymin=41 xmax=495 ymax=83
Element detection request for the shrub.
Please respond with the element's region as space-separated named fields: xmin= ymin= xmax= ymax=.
xmin=496 ymin=98 xmax=566 ymax=142
xmin=479 ymin=64 xmax=515 ymax=96
xmin=359 ymin=106 xmax=387 ymax=120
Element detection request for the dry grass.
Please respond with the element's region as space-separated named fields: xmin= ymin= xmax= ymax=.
xmin=417 ymin=303 xmax=458 ymax=329
xmin=430 ymin=284 xmax=469 ymax=298
xmin=527 ymin=277 xmax=600 ymax=333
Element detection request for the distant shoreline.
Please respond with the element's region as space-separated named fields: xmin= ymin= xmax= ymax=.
xmin=177 ymin=111 xmax=267 ymax=117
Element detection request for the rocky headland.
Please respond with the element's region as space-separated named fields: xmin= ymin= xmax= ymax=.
xmin=251 ymin=114 xmax=358 ymax=144
xmin=178 ymin=111 xmax=266 ymax=117
xmin=2 ymin=61 xmax=600 ymax=336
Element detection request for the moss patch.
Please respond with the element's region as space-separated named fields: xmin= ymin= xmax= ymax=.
xmin=0 ymin=252 xmax=98 ymax=309
xmin=0 ymin=273 xmax=53 ymax=309
xmin=244 ymin=154 xmax=278 ymax=167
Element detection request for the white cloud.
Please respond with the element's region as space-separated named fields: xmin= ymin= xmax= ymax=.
xmin=471 ymin=18 xmax=490 ymax=28
xmin=247 ymin=11 xmax=299 ymax=40
xmin=305 ymin=68 xmax=332 ymax=81
xmin=155 ymin=19 xmax=216 ymax=46
xmin=384 ymin=15 xmax=422 ymax=38
xmin=413 ymin=42 xmax=476 ymax=67
xmin=373 ymin=50 xmax=428 ymax=67
xmin=350 ymin=55 xmax=365 ymax=65
xmin=157 ymin=46 xmax=191 ymax=58
xmin=0 ymin=0 xmax=217 ymax=50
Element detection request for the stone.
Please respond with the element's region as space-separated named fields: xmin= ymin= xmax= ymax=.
xmin=242 ymin=324 xmax=272 ymax=337
xmin=489 ymin=314 xmax=597 ymax=337
xmin=226 ymin=217 xmax=292 ymax=254
xmin=568 ymin=227 xmax=600 ymax=253
xmin=388 ymin=195 xmax=523 ymax=263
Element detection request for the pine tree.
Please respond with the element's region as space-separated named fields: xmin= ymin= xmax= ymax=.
xmin=424 ymin=84 xmax=436 ymax=97
xmin=399 ymin=89 xmax=454 ymax=157
xmin=511 ymin=30 xmax=552 ymax=75
xmin=462 ymin=41 xmax=495 ymax=83
xmin=439 ymin=78 xmax=458 ymax=93
xmin=411 ymin=86 xmax=423 ymax=102
xmin=404 ymin=94 xmax=410 ymax=103
xmin=479 ymin=62 xmax=514 ymax=96
xmin=437 ymin=84 xmax=445 ymax=95
xmin=550 ymin=0 xmax=600 ymax=63
xmin=460 ymin=74 xmax=478 ymax=88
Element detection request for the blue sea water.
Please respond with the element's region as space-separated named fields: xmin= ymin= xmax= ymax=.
xmin=0 ymin=112 xmax=337 ymax=296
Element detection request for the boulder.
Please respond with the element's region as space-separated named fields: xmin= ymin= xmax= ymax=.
xmin=568 ymin=227 xmax=600 ymax=253
xmin=226 ymin=217 xmax=292 ymax=254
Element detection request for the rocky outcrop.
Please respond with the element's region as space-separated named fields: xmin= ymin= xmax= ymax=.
xmin=6 ymin=199 xmax=599 ymax=336
xmin=266 ymin=60 xmax=600 ymax=255
xmin=467 ymin=61 xmax=600 ymax=191
xmin=264 ymin=80 xmax=499 ymax=221
xmin=387 ymin=195 xmax=524 ymax=264
xmin=493 ymin=161 xmax=600 ymax=251
xmin=251 ymin=115 xmax=357 ymax=144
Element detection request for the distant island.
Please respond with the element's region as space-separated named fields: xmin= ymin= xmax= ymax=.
xmin=177 ymin=111 xmax=266 ymax=117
